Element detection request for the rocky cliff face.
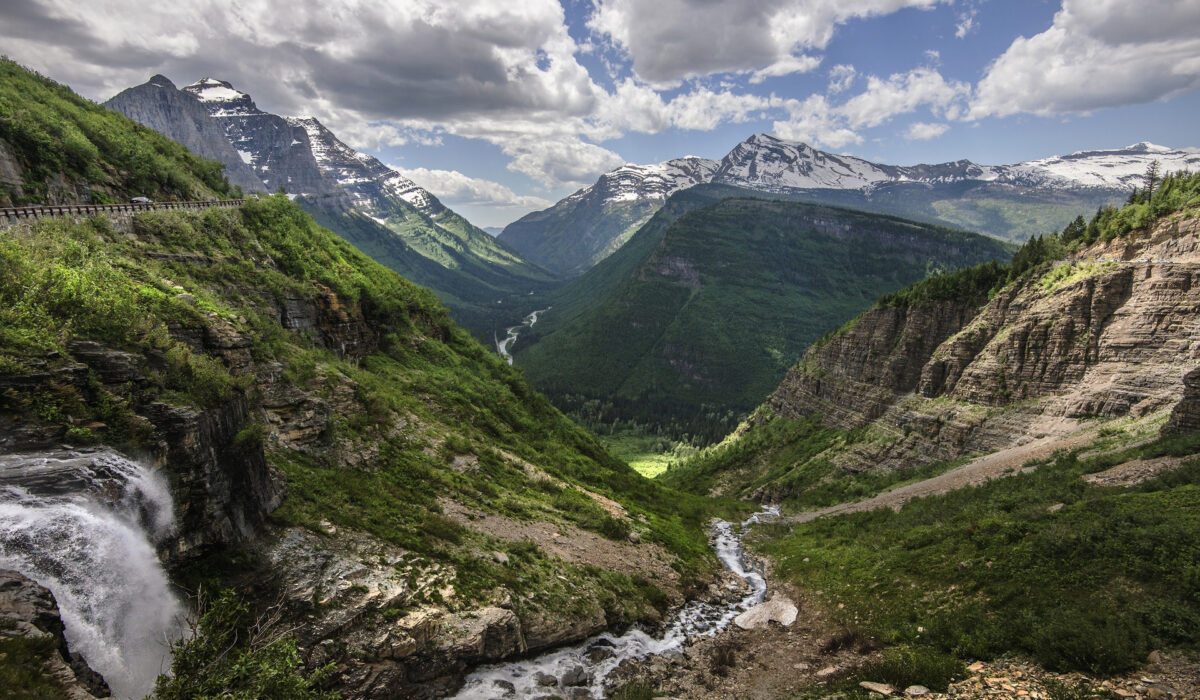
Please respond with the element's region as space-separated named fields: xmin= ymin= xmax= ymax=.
xmin=104 ymin=76 xmax=264 ymax=194
xmin=0 ymin=570 xmax=109 ymax=699
xmin=764 ymin=213 xmax=1200 ymax=474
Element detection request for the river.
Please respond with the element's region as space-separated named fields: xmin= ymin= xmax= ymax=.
xmin=495 ymin=307 xmax=550 ymax=365
xmin=451 ymin=505 xmax=779 ymax=699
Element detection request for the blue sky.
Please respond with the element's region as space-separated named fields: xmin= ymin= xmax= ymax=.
xmin=4 ymin=0 xmax=1199 ymax=227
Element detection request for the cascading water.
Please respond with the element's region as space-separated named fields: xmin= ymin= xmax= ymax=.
xmin=452 ymin=505 xmax=780 ymax=699
xmin=0 ymin=449 xmax=188 ymax=698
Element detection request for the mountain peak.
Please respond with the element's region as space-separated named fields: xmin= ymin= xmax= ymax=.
xmin=183 ymin=78 xmax=250 ymax=103
xmin=1123 ymin=141 xmax=1171 ymax=154
xmin=147 ymin=74 xmax=176 ymax=90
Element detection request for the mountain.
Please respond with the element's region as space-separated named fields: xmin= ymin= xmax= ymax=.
xmin=658 ymin=175 xmax=1200 ymax=681
xmin=502 ymin=135 xmax=1199 ymax=277
xmin=0 ymin=60 xmax=727 ymax=698
xmin=102 ymin=74 xmax=265 ymax=194
xmin=500 ymin=156 xmax=717 ymax=277
xmin=106 ymin=77 xmax=554 ymax=337
xmin=513 ymin=185 xmax=1013 ymax=442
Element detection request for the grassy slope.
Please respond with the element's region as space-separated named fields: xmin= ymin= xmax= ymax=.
xmin=667 ymin=177 xmax=1200 ymax=685
xmin=0 ymin=58 xmax=233 ymax=205
xmin=0 ymin=60 xmax=736 ymax=684
xmin=517 ymin=191 xmax=1013 ymax=443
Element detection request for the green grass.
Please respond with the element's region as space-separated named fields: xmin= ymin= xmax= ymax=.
xmin=600 ymin=429 xmax=699 ymax=478
xmin=757 ymin=432 xmax=1200 ymax=676
xmin=0 ymin=58 xmax=234 ymax=205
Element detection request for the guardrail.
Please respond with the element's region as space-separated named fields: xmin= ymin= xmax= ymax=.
xmin=0 ymin=199 xmax=245 ymax=227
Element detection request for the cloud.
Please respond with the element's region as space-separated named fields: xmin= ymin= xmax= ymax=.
xmin=827 ymin=64 xmax=857 ymax=93
xmin=905 ymin=121 xmax=949 ymax=140
xmin=394 ymin=167 xmax=553 ymax=209
xmin=840 ymin=67 xmax=969 ymax=128
xmin=749 ymin=54 xmax=823 ymax=84
xmin=587 ymin=0 xmax=948 ymax=84
xmin=955 ymin=9 xmax=977 ymax=38
xmin=771 ymin=66 xmax=967 ymax=148
xmin=970 ymin=0 xmax=1200 ymax=119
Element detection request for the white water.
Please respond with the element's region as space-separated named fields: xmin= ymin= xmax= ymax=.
xmin=0 ymin=449 xmax=187 ymax=698
xmin=495 ymin=307 xmax=550 ymax=365
xmin=452 ymin=505 xmax=779 ymax=699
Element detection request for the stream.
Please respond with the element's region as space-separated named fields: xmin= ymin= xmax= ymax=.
xmin=0 ymin=449 xmax=187 ymax=699
xmin=495 ymin=307 xmax=550 ymax=365
xmin=451 ymin=505 xmax=779 ymax=699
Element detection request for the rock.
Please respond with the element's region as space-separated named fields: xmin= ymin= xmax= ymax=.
xmin=585 ymin=646 xmax=615 ymax=663
xmin=904 ymin=685 xmax=930 ymax=697
xmin=816 ymin=665 xmax=840 ymax=678
xmin=535 ymin=671 xmax=558 ymax=687
xmin=628 ymin=531 xmax=641 ymax=544
xmin=492 ymin=550 xmax=510 ymax=565
xmin=1048 ymin=503 xmax=1065 ymax=512
xmin=859 ymin=681 xmax=896 ymax=695
xmin=0 ymin=569 xmax=109 ymax=698
xmin=566 ymin=689 xmax=593 ymax=699
xmin=492 ymin=679 xmax=515 ymax=695
xmin=562 ymin=665 xmax=592 ymax=687
xmin=733 ymin=595 xmax=798 ymax=629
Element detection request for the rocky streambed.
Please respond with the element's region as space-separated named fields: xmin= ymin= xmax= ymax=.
xmin=450 ymin=507 xmax=780 ymax=699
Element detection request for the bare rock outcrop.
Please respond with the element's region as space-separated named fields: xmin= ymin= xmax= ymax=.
xmin=764 ymin=212 xmax=1200 ymax=475
xmin=0 ymin=569 xmax=109 ymax=698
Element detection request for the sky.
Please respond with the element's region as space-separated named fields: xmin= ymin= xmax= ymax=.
xmin=3 ymin=0 xmax=1200 ymax=227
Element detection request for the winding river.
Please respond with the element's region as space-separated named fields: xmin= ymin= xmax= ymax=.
xmin=452 ymin=506 xmax=779 ymax=699
xmin=495 ymin=308 xmax=550 ymax=365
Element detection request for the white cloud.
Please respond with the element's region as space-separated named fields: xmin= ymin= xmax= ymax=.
xmin=827 ymin=64 xmax=857 ymax=93
xmin=970 ymin=0 xmax=1200 ymax=119
xmin=749 ymin=54 xmax=823 ymax=84
xmin=771 ymin=66 xmax=967 ymax=149
xmin=840 ymin=68 xmax=970 ymax=128
xmin=771 ymin=94 xmax=863 ymax=148
xmin=395 ymin=167 xmax=553 ymax=210
xmin=906 ymin=121 xmax=949 ymax=140
xmin=588 ymin=0 xmax=949 ymax=83
xmin=955 ymin=10 xmax=977 ymax=38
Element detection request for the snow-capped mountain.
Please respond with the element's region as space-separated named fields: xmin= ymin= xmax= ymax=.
xmin=503 ymin=134 xmax=1198 ymax=275
xmin=106 ymin=75 xmax=553 ymax=337
xmin=180 ymin=78 xmax=447 ymax=220
xmin=581 ymin=156 xmax=719 ymax=204
xmin=988 ymin=142 xmax=1200 ymax=190
xmin=104 ymin=76 xmax=264 ymax=194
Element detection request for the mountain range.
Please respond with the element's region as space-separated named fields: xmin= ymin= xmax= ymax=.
xmin=105 ymin=76 xmax=553 ymax=337
xmin=501 ymin=134 xmax=1199 ymax=277
xmin=513 ymin=184 xmax=1013 ymax=442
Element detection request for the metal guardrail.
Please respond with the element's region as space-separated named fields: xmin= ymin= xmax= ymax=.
xmin=0 ymin=199 xmax=246 ymax=224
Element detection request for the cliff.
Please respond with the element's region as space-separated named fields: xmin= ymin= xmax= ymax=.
xmin=671 ymin=207 xmax=1200 ymax=500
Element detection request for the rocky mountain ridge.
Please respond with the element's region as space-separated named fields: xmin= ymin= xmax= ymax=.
xmin=105 ymin=76 xmax=552 ymax=338
xmin=734 ymin=209 xmax=1200 ymax=497
xmin=501 ymin=135 xmax=1198 ymax=276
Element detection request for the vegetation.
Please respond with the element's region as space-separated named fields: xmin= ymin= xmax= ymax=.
xmin=518 ymin=192 xmax=1012 ymax=444
xmin=758 ymin=433 xmax=1200 ymax=676
xmin=0 ymin=635 xmax=72 ymax=699
xmin=154 ymin=590 xmax=336 ymax=700
xmin=0 ymin=57 xmax=234 ymax=205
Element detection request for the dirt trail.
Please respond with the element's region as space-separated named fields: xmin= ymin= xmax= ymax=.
xmin=787 ymin=428 xmax=1099 ymax=524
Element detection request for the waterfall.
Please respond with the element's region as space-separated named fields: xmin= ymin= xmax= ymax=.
xmin=0 ymin=449 xmax=187 ymax=698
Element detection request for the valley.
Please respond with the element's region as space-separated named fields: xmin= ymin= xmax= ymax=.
xmin=1 ymin=8 xmax=1199 ymax=697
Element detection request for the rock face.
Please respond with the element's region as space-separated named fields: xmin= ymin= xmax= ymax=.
xmin=104 ymin=75 xmax=264 ymax=194
xmin=0 ymin=569 xmax=109 ymax=698
xmin=763 ymin=213 xmax=1200 ymax=476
